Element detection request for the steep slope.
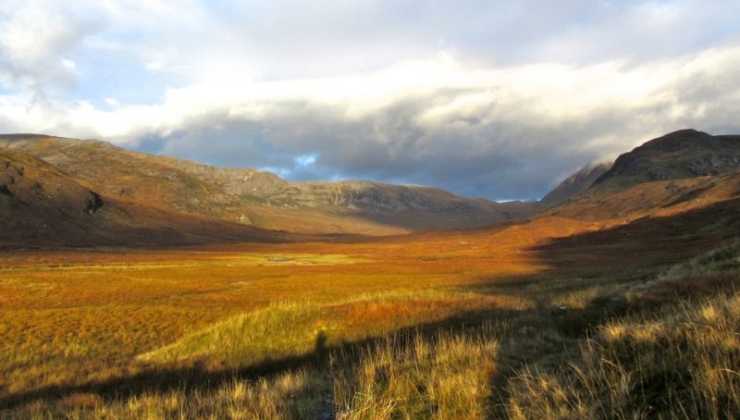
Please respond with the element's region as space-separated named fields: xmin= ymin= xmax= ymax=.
xmin=592 ymin=129 xmax=740 ymax=191
xmin=541 ymin=161 xmax=612 ymax=207
xmin=0 ymin=148 xmax=292 ymax=247
xmin=0 ymin=134 xmax=536 ymax=234
xmin=549 ymin=129 xmax=740 ymax=221
xmin=0 ymin=149 xmax=105 ymax=242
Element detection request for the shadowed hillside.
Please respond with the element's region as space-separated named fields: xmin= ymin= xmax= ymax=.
xmin=548 ymin=129 xmax=740 ymax=221
xmin=593 ymin=129 xmax=740 ymax=191
xmin=0 ymin=148 xmax=295 ymax=247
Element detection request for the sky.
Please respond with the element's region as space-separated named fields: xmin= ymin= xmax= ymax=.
xmin=1 ymin=0 xmax=740 ymax=200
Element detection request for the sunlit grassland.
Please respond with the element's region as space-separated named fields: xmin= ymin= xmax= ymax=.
xmin=0 ymin=220 xmax=553 ymax=410
xmin=137 ymin=289 xmax=525 ymax=369
xmin=1 ymin=216 xmax=738 ymax=418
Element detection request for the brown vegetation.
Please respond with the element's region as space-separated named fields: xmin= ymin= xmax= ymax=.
xmin=1 ymin=194 xmax=739 ymax=418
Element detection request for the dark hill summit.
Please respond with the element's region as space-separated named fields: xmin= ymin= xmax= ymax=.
xmin=547 ymin=129 xmax=740 ymax=221
xmin=592 ymin=129 xmax=740 ymax=191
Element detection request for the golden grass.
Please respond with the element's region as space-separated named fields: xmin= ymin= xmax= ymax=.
xmin=506 ymin=293 xmax=740 ymax=420
xmin=334 ymin=326 xmax=501 ymax=420
xmin=0 ymin=220 xmax=553 ymax=404
xmin=1 ymin=211 xmax=738 ymax=418
xmin=138 ymin=289 xmax=528 ymax=370
xmin=138 ymin=302 xmax=335 ymax=366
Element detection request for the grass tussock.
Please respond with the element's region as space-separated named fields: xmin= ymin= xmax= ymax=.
xmin=506 ymin=293 xmax=740 ymax=420
xmin=333 ymin=325 xmax=500 ymax=420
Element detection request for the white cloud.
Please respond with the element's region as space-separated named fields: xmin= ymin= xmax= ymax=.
xmin=0 ymin=1 xmax=739 ymax=199
xmin=0 ymin=0 xmax=104 ymax=93
xmin=9 ymin=45 xmax=734 ymax=142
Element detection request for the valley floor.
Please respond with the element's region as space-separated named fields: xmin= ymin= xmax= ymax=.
xmin=0 ymin=208 xmax=738 ymax=419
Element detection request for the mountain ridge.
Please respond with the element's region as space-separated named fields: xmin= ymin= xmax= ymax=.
xmin=592 ymin=129 xmax=740 ymax=191
xmin=4 ymin=128 xmax=740 ymax=247
xmin=548 ymin=129 xmax=740 ymax=221
xmin=0 ymin=148 xmax=296 ymax=247
xmin=0 ymin=134 xmax=537 ymax=236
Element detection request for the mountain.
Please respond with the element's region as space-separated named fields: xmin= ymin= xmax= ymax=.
xmin=541 ymin=161 xmax=612 ymax=207
xmin=592 ymin=129 xmax=740 ymax=191
xmin=9 ymin=128 xmax=736 ymax=246
xmin=548 ymin=129 xmax=740 ymax=221
xmin=0 ymin=148 xmax=296 ymax=248
xmin=0 ymin=134 xmax=537 ymax=236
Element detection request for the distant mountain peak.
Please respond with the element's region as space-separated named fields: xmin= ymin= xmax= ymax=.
xmin=545 ymin=129 xmax=740 ymax=222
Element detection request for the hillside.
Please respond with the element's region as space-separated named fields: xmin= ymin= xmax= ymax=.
xmin=0 ymin=134 xmax=536 ymax=235
xmin=0 ymin=148 xmax=291 ymax=247
xmin=593 ymin=129 xmax=740 ymax=191
xmin=547 ymin=129 xmax=740 ymax=221
xmin=4 ymin=128 xmax=739 ymax=246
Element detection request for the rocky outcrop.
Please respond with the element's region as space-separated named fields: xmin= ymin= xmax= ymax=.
xmin=84 ymin=192 xmax=104 ymax=215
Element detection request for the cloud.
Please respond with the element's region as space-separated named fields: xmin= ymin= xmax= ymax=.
xmin=0 ymin=0 xmax=105 ymax=97
xmin=0 ymin=1 xmax=739 ymax=199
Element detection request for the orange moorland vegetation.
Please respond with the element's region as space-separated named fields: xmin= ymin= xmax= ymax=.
xmin=1 ymin=200 xmax=738 ymax=418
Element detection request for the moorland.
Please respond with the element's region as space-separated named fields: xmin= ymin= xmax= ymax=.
xmin=0 ymin=129 xmax=738 ymax=419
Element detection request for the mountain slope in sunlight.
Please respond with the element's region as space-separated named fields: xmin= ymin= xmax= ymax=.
xmin=0 ymin=134 xmax=537 ymax=235
xmin=0 ymin=148 xmax=291 ymax=247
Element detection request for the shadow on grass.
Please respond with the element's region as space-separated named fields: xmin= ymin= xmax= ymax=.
xmin=0 ymin=289 xmax=646 ymax=413
xmin=480 ymin=198 xmax=740 ymax=419
xmin=0 ymin=306 xmax=522 ymax=411
xmin=3 ymin=197 xmax=740 ymax=414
